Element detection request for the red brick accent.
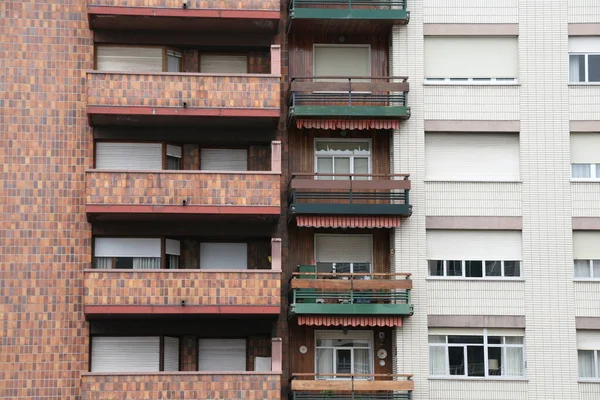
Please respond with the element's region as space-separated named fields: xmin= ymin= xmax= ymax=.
xmin=80 ymin=372 xmax=282 ymax=400
xmin=88 ymin=0 xmax=280 ymax=11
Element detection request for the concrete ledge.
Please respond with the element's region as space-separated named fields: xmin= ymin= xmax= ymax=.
xmin=573 ymin=218 xmax=600 ymax=230
xmin=424 ymin=120 xmax=520 ymax=133
xmin=576 ymin=317 xmax=600 ymax=330
xmin=570 ymin=121 xmax=600 ymax=132
xmin=426 ymin=216 xmax=522 ymax=230
xmin=428 ymin=315 xmax=526 ymax=328
xmin=424 ymin=24 xmax=519 ymax=36
xmin=569 ymin=24 xmax=600 ymax=36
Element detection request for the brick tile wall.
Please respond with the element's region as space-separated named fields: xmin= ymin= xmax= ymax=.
xmin=86 ymin=73 xmax=281 ymax=110
xmin=83 ymin=270 xmax=282 ymax=306
xmin=88 ymin=0 xmax=280 ymax=11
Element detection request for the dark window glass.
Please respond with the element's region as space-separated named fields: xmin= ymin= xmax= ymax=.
xmin=485 ymin=261 xmax=502 ymax=276
xmin=465 ymin=260 xmax=483 ymax=277
xmin=429 ymin=260 xmax=444 ymax=276
xmin=504 ymin=261 xmax=521 ymax=277
xmin=487 ymin=346 xmax=502 ymax=376
xmin=336 ymin=349 xmax=352 ymax=374
xmin=448 ymin=346 xmax=465 ymax=375
xmin=447 ymin=260 xmax=462 ymax=276
xmin=115 ymin=257 xmax=134 ymax=269
xmin=167 ymin=156 xmax=180 ymax=170
xmin=589 ymin=55 xmax=600 ymax=82
xmin=467 ymin=345 xmax=485 ymax=377
xmin=448 ymin=336 xmax=484 ymax=344
xmin=488 ymin=336 xmax=502 ymax=344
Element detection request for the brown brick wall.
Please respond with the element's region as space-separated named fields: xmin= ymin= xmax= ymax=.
xmin=83 ymin=270 xmax=282 ymax=306
xmin=87 ymin=72 xmax=281 ymax=110
xmin=88 ymin=0 xmax=280 ymax=11
xmin=181 ymin=336 xmax=198 ymax=371
xmin=80 ymin=372 xmax=282 ymax=400
xmin=85 ymin=171 xmax=281 ymax=207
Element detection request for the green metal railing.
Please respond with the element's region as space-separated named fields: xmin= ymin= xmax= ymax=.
xmin=290 ymin=0 xmax=408 ymax=11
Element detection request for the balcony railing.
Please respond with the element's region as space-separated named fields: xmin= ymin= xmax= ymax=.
xmin=89 ymin=0 xmax=280 ymax=11
xmin=289 ymin=271 xmax=413 ymax=317
xmin=289 ymin=76 xmax=409 ymax=120
xmin=288 ymin=173 xmax=412 ymax=218
xmin=290 ymin=373 xmax=414 ymax=400
xmin=288 ymin=0 xmax=409 ymax=25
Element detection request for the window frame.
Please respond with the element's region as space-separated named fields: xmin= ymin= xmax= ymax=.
xmin=571 ymin=163 xmax=600 ymax=180
xmin=579 ymin=349 xmax=600 ymax=380
xmin=569 ymin=52 xmax=600 ymax=84
xmin=93 ymin=237 xmax=180 ymax=270
xmin=574 ymin=259 xmax=600 ymax=280
xmin=429 ymin=330 xmax=526 ymax=379
xmin=314 ymin=138 xmax=372 ymax=180
xmin=428 ymin=259 xmax=522 ymax=279
xmin=314 ymin=330 xmax=374 ymax=380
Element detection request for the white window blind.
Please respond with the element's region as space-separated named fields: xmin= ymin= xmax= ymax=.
xmin=198 ymin=339 xmax=246 ymax=371
xmin=200 ymin=55 xmax=248 ymax=74
xmin=91 ymin=337 xmax=160 ymax=372
xmin=569 ymin=37 xmax=600 ymax=53
xmin=166 ymin=144 xmax=182 ymax=158
xmin=429 ymin=328 xmax=525 ymax=336
xmin=574 ymin=232 xmax=600 ymax=259
xmin=426 ymin=230 xmax=522 ymax=260
xmin=96 ymin=142 xmax=163 ymax=170
xmin=424 ymin=37 xmax=518 ymax=79
xmin=425 ymin=133 xmax=520 ymax=181
xmin=200 ymin=149 xmax=248 ymax=171
xmin=94 ymin=238 xmax=161 ymax=258
xmin=571 ymin=134 xmax=600 ymax=163
xmin=200 ymin=243 xmax=248 ymax=269
xmin=314 ymin=45 xmax=370 ymax=78
xmin=578 ymin=331 xmax=600 ymax=350
xmin=96 ymin=46 xmax=163 ymax=72
xmin=165 ymin=239 xmax=181 ymax=256
xmin=164 ymin=337 xmax=180 ymax=372
xmin=315 ymin=235 xmax=372 ymax=263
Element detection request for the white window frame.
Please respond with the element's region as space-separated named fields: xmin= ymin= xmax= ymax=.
xmin=579 ymin=349 xmax=600 ymax=380
xmin=314 ymin=330 xmax=374 ymax=380
xmin=314 ymin=234 xmax=374 ymax=274
xmin=429 ymin=330 xmax=526 ymax=379
xmin=574 ymin=259 xmax=600 ymax=280
xmin=424 ymin=77 xmax=518 ymax=85
xmin=428 ymin=259 xmax=522 ymax=279
xmin=571 ymin=163 xmax=600 ymax=180
xmin=314 ymin=138 xmax=372 ymax=180
xmin=569 ymin=53 xmax=600 ymax=84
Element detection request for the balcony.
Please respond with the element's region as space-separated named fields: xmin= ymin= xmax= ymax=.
xmin=288 ymin=0 xmax=409 ymax=34
xmin=289 ymin=77 xmax=409 ymax=129
xmin=87 ymin=46 xmax=281 ymax=127
xmin=288 ymin=173 xmax=411 ymax=228
xmin=290 ymin=374 xmax=414 ymax=400
xmin=289 ymin=271 xmax=413 ymax=322
xmin=88 ymin=0 xmax=279 ymax=34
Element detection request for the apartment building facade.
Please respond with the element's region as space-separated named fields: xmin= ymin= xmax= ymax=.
xmin=1 ymin=0 xmax=600 ymax=400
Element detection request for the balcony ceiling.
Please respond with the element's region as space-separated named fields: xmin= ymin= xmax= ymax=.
xmin=89 ymin=114 xmax=280 ymax=129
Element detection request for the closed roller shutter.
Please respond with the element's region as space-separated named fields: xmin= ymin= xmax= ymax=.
xmin=166 ymin=144 xmax=182 ymax=158
xmin=571 ymin=134 xmax=600 ymax=163
xmin=94 ymin=238 xmax=161 ymax=258
xmin=314 ymin=45 xmax=370 ymax=79
xmin=315 ymin=235 xmax=372 ymax=263
xmin=200 ymin=149 xmax=247 ymax=171
xmin=200 ymin=55 xmax=248 ymax=74
xmin=200 ymin=243 xmax=248 ymax=269
xmin=569 ymin=37 xmax=600 ymax=53
xmin=424 ymin=37 xmax=518 ymax=79
xmin=97 ymin=46 xmax=163 ymax=72
xmin=429 ymin=328 xmax=524 ymax=336
xmin=165 ymin=239 xmax=181 ymax=256
xmin=577 ymin=331 xmax=600 ymax=349
xmin=426 ymin=230 xmax=522 ymax=260
xmin=91 ymin=337 xmax=160 ymax=372
xmin=164 ymin=337 xmax=180 ymax=372
xmin=198 ymin=339 xmax=246 ymax=371
xmin=573 ymin=232 xmax=600 ymax=259
xmin=96 ymin=142 xmax=162 ymax=170
xmin=425 ymin=133 xmax=520 ymax=181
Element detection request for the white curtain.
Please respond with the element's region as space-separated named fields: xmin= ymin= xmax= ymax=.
xmin=168 ymin=255 xmax=180 ymax=269
xmin=569 ymin=55 xmax=584 ymax=82
xmin=94 ymin=257 xmax=112 ymax=269
xmin=353 ymin=349 xmax=370 ymax=376
xmin=316 ymin=348 xmax=333 ymax=378
xmin=133 ymin=257 xmax=161 ymax=270
xmin=429 ymin=336 xmax=447 ymax=375
xmin=578 ymin=350 xmax=596 ymax=378
xmin=572 ymin=164 xmax=591 ymax=178
xmin=575 ymin=260 xmax=591 ymax=278
xmin=504 ymin=337 xmax=524 ymax=376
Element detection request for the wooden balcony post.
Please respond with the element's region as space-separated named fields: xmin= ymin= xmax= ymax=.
xmin=271 ymin=141 xmax=282 ymax=173
xmin=271 ymin=238 xmax=282 ymax=272
xmin=270 ymin=45 xmax=281 ymax=76
xmin=271 ymin=337 xmax=282 ymax=372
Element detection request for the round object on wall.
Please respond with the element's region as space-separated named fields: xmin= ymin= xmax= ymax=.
xmin=299 ymin=345 xmax=308 ymax=354
xmin=377 ymin=349 xmax=388 ymax=359
xmin=379 ymin=359 xmax=386 ymax=367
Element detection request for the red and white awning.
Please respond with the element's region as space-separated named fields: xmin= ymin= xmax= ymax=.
xmin=298 ymin=316 xmax=403 ymax=327
xmin=296 ymin=119 xmax=399 ymax=130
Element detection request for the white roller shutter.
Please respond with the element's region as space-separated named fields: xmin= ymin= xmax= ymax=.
xmin=166 ymin=144 xmax=182 ymax=158
xmin=573 ymin=232 xmax=600 ymax=259
xmin=200 ymin=243 xmax=248 ymax=269
xmin=198 ymin=339 xmax=246 ymax=371
xmin=425 ymin=133 xmax=520 ymax=181
xmin=200 ymin=55 xmax=248 ymax=73
xmin=424 ymin=37 xmax=518 ymax=78
xmin=571 ymin=134 xmax=600 ymax=163
xmin=96 ymin=142 xmax=162 ymax=170
xmin=164 ymin=337 xmax=180 ymax=372
xmin=429 ymin=328 xmax=524 ymax=337
xmin=314 ymin=45 xmax=370 ymax=78
xmin=200 ymin=149 xmax=247 ymax=171
xmin=577 ymin=331 xmax=600 ymax=349
xmin=166 ymin=239 xmax=181 ymax=256
xmin=315 ymin=235 xmax=372 ymax=263
xmin=316 ymin=330 xmax=373 ymax=341
xmin=426 ymin=230 xmax=522 ymax=260
xmin=91 ymin=337 xmax=160 ymax=372
xmin=97 ymin=46 xmax=163 ymax=72
xmin=94 ymin=238 xmax=161 ymax=258
xmin=569 ymin=37 xmax=600 ymax=53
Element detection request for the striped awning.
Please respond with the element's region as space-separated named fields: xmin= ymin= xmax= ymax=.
xmin=296 ymin=216 xmax=401 ymax=228
xmin=298 ymin=316 xmax=403 ymax=327
xmin=296 ymin=119 xmax=399 ymax=130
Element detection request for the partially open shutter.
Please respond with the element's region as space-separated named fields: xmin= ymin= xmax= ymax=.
xmin=198 ymin=339 xmax=246 ymax=371
xmin=315 ymin=235 xmax=372 ymax=263
xmin=314 ymin=45 xmax=370 ymax=78
xmin=91 ymin=337 xmax=160 ymax=372
xmin=94 ymin=238 xmax=161 ymax=258
xmin=97 ymin=46 xmax=163 ymax=72
xmin=426 ymin=230 xmax=522 ymax=260
xmin=200 ymin=55 xmax=248 ymax=73
xmin=165 ymin=239 xmax=181 ymax=256
xmin=200 ymin=149 xmax=247 ymax=171
xmin=571 ymin=134 xmax=600 ymax=163
xmin=96 ymin=142 xmax=162 ymax=170
xmin=199 ymin=243 xmax=248 ymax=269
xmin=164 ymin=337 xmax=180 ymax=372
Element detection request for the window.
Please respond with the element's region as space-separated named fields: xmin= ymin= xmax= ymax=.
xmin=316 ymin=331 xmax=372 ymax=378
xmin=574 ymin=260 xmax=600 ymax=279
xmin=429 ymin=330 xmax=525 ymax=378
xmin=425 ymin=133 xmax=520 ymax=181
xmin=166 ymin=145 xmax=182 ymax=171
xmin=200 ymin=54 xmax=248 ymax=74
xmin=91 ymin=336 xmax=179 ymax=372
xmin=198 ymin=339 xmax=246 ymax=371
xmin=571 ymin=134 xmax=600 ymax=180
xmin=200 ymin=149 xmax=248 ymax=171
xmin=94 ymin=238 xmax=162 ymax=270
xmin=315 ymin=140 xmax=371 ymax=180
xmin=578 ymin=331 xmax=600 ymax=379
xmin=424 ymin=37 xmax=518 ymax=83
xmin=313 ymin=45 xmax=370 ymax=82
xmin=95 ymin=142 xmax=163 ymax=171
xmin=166 ymin=238 xmax=181 ymax=269
xmin=427 ymin=231 xmax=523 ymax=279
xmin=167 ymin=50 xmax=182 ymax=73
xmin=574 ymin=231 xmax=600 ymax=279
xmin=199 ymin=243 xmax=248 ymax=270
xmin=96 ymin=45 xmax=181 ymax=73
xmin=569 ymin=37 xmax=600 ymax=83
xmin=315 ymin=235 xmax=372 ymax=274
